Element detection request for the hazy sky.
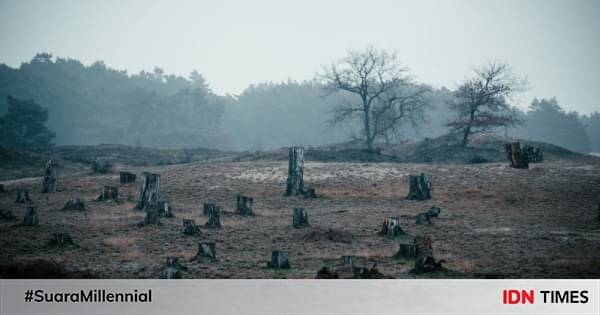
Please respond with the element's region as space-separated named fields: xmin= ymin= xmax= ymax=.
xmin=1 ymin=0 xmax=599 ymax=113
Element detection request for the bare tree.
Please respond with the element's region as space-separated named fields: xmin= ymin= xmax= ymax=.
xmin=320 ymin=47 xmax=429 ymax=152
xmin=447 ymin=61 xmax=526 ymax=147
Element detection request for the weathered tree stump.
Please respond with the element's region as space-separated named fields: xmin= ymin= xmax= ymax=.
xmin=160 ymin=257 xmax=186 ymax=279
xmin=42 ymin=159 xmax=58 ymax=193
xmin=378 ymin=217 xmax=406 ymax=237
xmin=341 ymin=255 xmax=355 ymax=267
xmin=414 ymin=235 xmax=433 ymax=258
xmin=205 ymin=205 xmax=222 ymax=228
xmin=92 ymin=159 xmax=112 ymax=173
xmin=15 ymin=189 xmax=32 ymax=203
xmin=137 ymin=172 xmax=160 ymax=210
xmin=394 ymin=239 xmax=416 ymax=259
xmin=193 ymin=242 xmax=216 ymax=260
xmin=285 ymin=146 xmax=306 ymax=196
xmin=0 ymin=210 xmax=17 ymax=220
xmin=139 ymin=207 xmax=160 ymax=226
xmin=415 ymin=212 xmax=432 ymax=225
xmin=203 ymin=203 xmax=217 ymax=216
xmin=504 ymin=142 xmax=529 ymax=169
xmin=316 ymin=266 xmax=339 ymax=279
xmin=236 ymin=194 xmax=254 ymax=216
xmin=97 ymin=186 xmax=118 ymax=201
xmin=268 ymin=250 xmax=290 ymax=269
xmin=47 ymin=233 xmax=74 ymax=246
xmin=158 ymin=200 xmax=174 ymax=218
xmin=406 ymin=173 xmax=432 ymax=200
xmin=292 ymin=208 xmax=309 ymax=228
xmin=119 ymin=171 xmax=136 ymax=184
xmin=523 ymin=145 xmax=544 ymax=163
xmin=428 ymin=206 xmax=441 ymax=218
xmin=62 ymin=198 xmax=86 ymax=211
xmin=182 ymin=219 xmax=201 ymax=235
xmin=19 ymin=206 xmax=38 ymax=226
xmin=413 ymin=249 xmax=445 ymax=274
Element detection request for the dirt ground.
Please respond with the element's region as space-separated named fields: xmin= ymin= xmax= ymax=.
xmin=1 ymin=159 xmax=600 ymax=278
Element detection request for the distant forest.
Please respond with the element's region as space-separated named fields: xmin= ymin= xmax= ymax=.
xmin=1 ymin=53 xmax=598 ymax=153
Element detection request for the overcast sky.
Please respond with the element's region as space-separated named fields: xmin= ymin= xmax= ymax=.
xmin=1 ymin=0 xmax=599 ymax=113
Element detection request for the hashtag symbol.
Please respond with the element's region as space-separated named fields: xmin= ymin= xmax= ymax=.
xmin=24 ymin=290 xmax=33 ymax=302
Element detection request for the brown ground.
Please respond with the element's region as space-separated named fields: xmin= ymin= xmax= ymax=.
xmin=1 ymin=159 xmax=600 ymax=278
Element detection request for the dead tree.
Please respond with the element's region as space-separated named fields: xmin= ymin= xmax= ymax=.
xmin=15 ymin=189 xmax=32 ymax=203
xmin=193 ymin=242 xmax=216 ymax=260
xmin=47 ymin=233 xmax=74 ymax=246
xmin=119 ymin=171 xmax=136 ymax=184
xmin=137 ymin=172 xmax=160 ymax=210
xmin=19 ymin=206 xmax=38 ymax=226
xmin=292 ymin=208 xmax=309 ymax=228
xmin=236 ymin=194 xmax=254 ymax=216
xmin=0 ymin=210 xmax=17 ymax=220
xmin=158 ymin=200 xmax=174 ymax=218
xmin=394 ymin=239 xmax=416 ymax=259
xmin=183 ymin=219 xmax=201 ymax=235
xmin=203 ymin=203 xmax=217 ymax=216
xmin=378 ymin=217 xmax=406 ymax=237
xmin=42 ymin=159 xmax=58 ymax=193
xmin=406 ymin=173 xmax=432 ymax=200
xmin=523 ymin=145 xmax=544 ymax=163
xmin=92 ymin=159 xmax=112 ymax=173
xmin=205 ymin=205 xmax=222 ymax=228
xmin=285 ymin=147 xmax=306 ymax=196
xmin=268 ymin=250 xmax=290 ymax=269
xmin=504 ymin=142 xmax=529 ymax=169
xmin=97 ymin=186 xmax=118 ymax=201
xmin=62 ymin=198 xmax=86 ymax=211
xmin=160 ymin=257 xmax=186 ymax=279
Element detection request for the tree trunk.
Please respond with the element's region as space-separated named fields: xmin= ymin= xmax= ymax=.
xmin=394 ymin=239 xmax=416 ymax=259
xmin=193 ymin=242 xmax=216 ymax=260
xmin=292 ymin=208 xmax=309 ymax=228
xmin=378 ymin=217 xmax=406 ymax=237
xmin=461 ymin=126 xmax=471 ymax=147
xmin=205 ymin=205 xmax=222 ymax=228
xmin=137 ymin=172 xmax=160 ymax=210
xmin=160 ymin=257 xmax=186 ymax=279
xmin=183 ymin=219 xmax=201 ymax=235
xmin=236 ymin=194 xmax=254 ymax=216
xmin=97 ymin=186 xmax=118 ymax=201
xmin=406 ymin=173 xmax=432 ymax=200
xmin=523 ymin=145 xmax=544 ymax=163
xmin=504 ymin=142 xmax=529 ymax=169
xmin=92 ymin=159 xmax=112 ymax=173
xmin=48 ymin=233 xmax=74 ymax=246
xmin=119 ymin=171 xmax=136 ymax=184
xmin=19 ymin=206 xmax=38 ymax=226
xmin=15 ymin=189 xmax=32 ymax=203
xmin=268 ymin=250 xmax=290 ymax=269
xmin=62 ymin=198 xmax=86 ymax=211
xmin=285 ymin=147 xmax=306 ymax=196
xmin=42 ymin=159 xmax=58 ymax=193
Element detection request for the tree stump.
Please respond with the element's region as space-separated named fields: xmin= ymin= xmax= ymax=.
xmin=183 ymin=219 xmax=201 ymax=235
xmin=504 ymin=142 xmax=529 ymax=169
xmin=137 ymin=172 xmax=160 ymax=210
xmin=341 ymin=255 xmax=355 ymax=267
xmin=0 ymin=210 xmax=17 ymax=220
xmin=428 ymin=206 xmax=441 ymax=218
xmin=523 ymin=145 xmax=544 ymax=163
xmin=62 ymin=198 xmax=86 ymax=211
xmin=193 ymin=242 xmax=216 ymax=260
xmin=92 ymin=159 xmax=112 ymax=173
xmin=138 ymin=207 xmax=160 ymax=226
xmin=415 ymin=212 xmax=432 ymax=225
xmin=47 ymin=233 xmax=74 ymax=246
xmin=15 ymin=189 xmax=32 ymax=203
xmin=119 ymin=171 xmax=136 ymax=184
xmin=378 ymin=217 xmax=406 ymax=237
xmin=19 ymin=206 xmax=38 ymax=226
xmin=413 ymin=249 xmax=445 ymax=274
xmin=97 ymin=186 xmax=118 ymax=201
xmin=394 ymin=239 xmax=416 ymax=259
xmin=160 ymin=257 xmax=186 ymax=279
xmin=292 ymin=208 xmax=309 ymax=228
xmin=406 ymin=173 xmax=432 ymax=200
xmin=203 ymin=203 xmax=217 ymax=216
xmin=205 ymin=205 xmax=222 ymax=228
xmin=236 ymin=194 xmax=254 ymax=216
xmin=42 ymin=159 xmax=58 ymax=193
xmin=158 ymin=200 xmax=174 ymax=218
xmin=268 ymin=250 xmax=290 ymax=269
xmin=414 ymin=235 xmax=433 ymax=258
xmin=285 ymin=146 xmax=306 ymax=196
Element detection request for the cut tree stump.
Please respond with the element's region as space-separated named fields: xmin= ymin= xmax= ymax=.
xmin=97 ymin=186 xmax=118 ymax=201
xmin=92 ymin=159 xmax=112 ymax=173
xmin=413 ymin=249 xmax=445 ymax=274
xmin=415 ymin=212 xmax=432 ymax=225
xmin=42 ymin=159 xmax=58 ymax=193
xmin=236 ymin=194 xmax=254 ymax=216
xmin=158 ymin=200 xmax=174 ymax=218
xmin=15 ymin=189 xmax=32 ymax=203
xmin=268 ymin=250 xmax=290 ymax=269
xmin=205 ymin=205 xmax=222 ymax=228
xmin=378 ymin=217 xmax=406 ymax=237
xmin=193 ymin=242 xmax=216 ymax=260
xmin=47 ymin=233 xmax=74 ymax=246
xmin=394 ymin=239 xmax=416 ymax=259
xmin=0 ymin=210 xmax=17 ymax=220
xmin=504 ymin=142 xmax=529 ymax=169
xmin=183 ymin=219 xmax=201 ymax=235
xmin=119 ymin=171 xmax=136 ymax=184
xmin=137 ymin=172 xmax=160 ymax=210
xmin=203 ymin=203 xmax=217 ymax=216
xmin=406 ymin=173 xmax=432 ymax=200
xmin=428 ymin=206 xmax=441 ymax=218
xmin=341 ymin=255 xmax=355 ymax=267
xmin=523 ymin=145 xmax=544 ymax=163
xmin=285 ymin=146 xmax=306 ymax=196
xmin=414 ymin=235 xmax=433 ymax=258
xmin=19 ymin=206 xmax=38 ymax=226
xmin=292 ymin=208 xmax=309 ymax=228
xmin=62 ymin=198 xmax=86 ymax=211
xmin=160 ymin=257 xmax=186 ymax=279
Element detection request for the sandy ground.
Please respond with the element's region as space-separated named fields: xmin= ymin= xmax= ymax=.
xmin=1 ymin=159 xmax=600 ymax=278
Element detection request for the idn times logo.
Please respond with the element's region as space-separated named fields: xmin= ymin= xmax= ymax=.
xmin=502 ymin=289 xmax=589 ymax=305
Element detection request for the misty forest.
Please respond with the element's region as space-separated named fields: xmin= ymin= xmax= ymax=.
xmin=1 ymin=48 xmax=599 ymax=278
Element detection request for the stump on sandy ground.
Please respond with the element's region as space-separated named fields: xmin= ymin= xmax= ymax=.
xmin=137 ymin=172 xmax=160 ymax=210
xmin=160 ymin=257 xmax=186 ymax=279
xmin=352 ymin=263 xmax=386 ymax=279
xmin=415 ymin=212 xmax=432 ymax=225
xmin=378 ymin=217 xmax=406 ymax=237
xmin=428 ymin=206 xmax=441 ymax=218
xmin=62 ymin=198 xmax=86 ymax=211
xmin=413 ymin=249 xmax=445 ymax=274
xmin=292 ymin=208 xmax=309 ymax=228
xmin=42 ymin=159 xmax=58 ymax=193
xmin=139 ymin=207 xmax=161 ymax=226
xmin=268 ymin=250 xmax=290 ymax=269
xmin=316 ymin=266 xmax=339 ymax=279
xmin=19 ymin=206 xmax=38 ymax=226
xmin=203 ymin=203 xmax=217 ymax=216
xmin=47 ymin=233 xmax=74 ymax=246
xmin=414 ymin=235 xmax=433 ymax=258
xmin=97 ymin=186 xmax=118 ymax=201
xmin=406 ymin=173 xmax=432 ymax=200
xmin=524 ymin=145 xmax=544 ymax=163
xmin=285 ymin=146 xmax=306 ymax=196
xmin=504 ymin=142 xmax=529 ymax=169
xmin=119 ymin=171 xmax=136 ymax=184
xmin=0 ymin=210 xmax=17 ymax=220
xmin=183 ymin=219 xmax=201 ymax=235
xmin=205 ymin=205 xmax=221 ymax=228
xmin=236 ymin=194 xmax=254 ymax=216
xmin=341 ymin=255 xmax=355 ymax=267
xmin=304 ymin=187 xmax=317 ymax=198
xmin=158 ymin=200 xmax=174 ymax=218
xmin=193 ymin=242 xmax=216 ymax=260
xmin=394 ymin=239 xmax=416 ymax=260
xmin=15 ymin=189 xmax=32 ymax=204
